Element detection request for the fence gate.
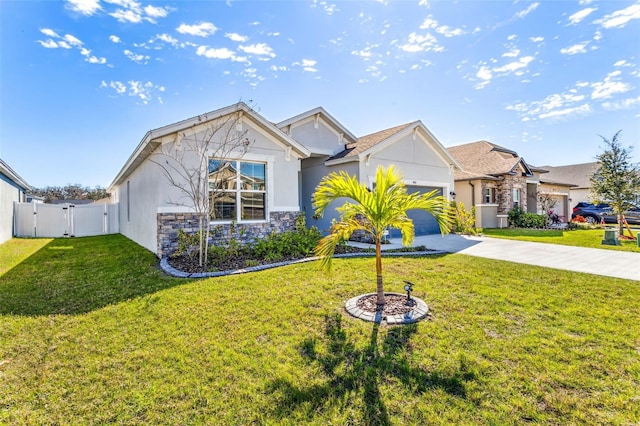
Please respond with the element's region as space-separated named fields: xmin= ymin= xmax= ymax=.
xmin=13 ymin=202 xmax=119 ymax=238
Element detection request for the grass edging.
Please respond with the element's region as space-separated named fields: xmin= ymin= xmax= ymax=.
xmin=160 ymin=250 xmax=448 ymax=278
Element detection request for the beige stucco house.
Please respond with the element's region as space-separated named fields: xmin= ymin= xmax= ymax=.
xmin=0 ymin=158 xmax=31 ymax=244
xmin=109 ymin=103 xmax=460 ymax=257
xmin=447 ymin=141 xmax=575 ymax=228
xmin=541 ymin=162 xmax=599 ymax=209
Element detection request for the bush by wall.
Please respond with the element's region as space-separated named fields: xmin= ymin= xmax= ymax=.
xmin=507 ymin=206 xmax=547 ymax=228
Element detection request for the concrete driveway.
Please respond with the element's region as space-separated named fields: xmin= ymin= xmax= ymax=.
xmin=372 ymin=234 xmax=640 ymax=281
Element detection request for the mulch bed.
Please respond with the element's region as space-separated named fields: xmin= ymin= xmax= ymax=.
xmin=356 ymin=294 xmax=416 ymax=316
xmin=167 ymin=244 xmax=372 ymax=274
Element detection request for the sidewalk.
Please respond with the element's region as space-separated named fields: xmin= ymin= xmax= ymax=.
xmin=351 ymin=234 xmax=640 ymax=281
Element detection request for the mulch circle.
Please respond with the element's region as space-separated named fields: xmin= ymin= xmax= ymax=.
xmin=356 ymin=293 xmax=416 ymax=316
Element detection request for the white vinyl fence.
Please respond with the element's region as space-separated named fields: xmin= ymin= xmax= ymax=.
xmin=14 ymin=202 xmax=119 ymax=238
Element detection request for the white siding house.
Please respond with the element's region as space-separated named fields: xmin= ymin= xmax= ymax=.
xmin=0 ymin=159 xmax=31 ymax=244
xmin=108 ymin=103 xmax=310 ymax=256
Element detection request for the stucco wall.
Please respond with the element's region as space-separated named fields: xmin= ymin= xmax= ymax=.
xmin=0 ymin=176 xmax=25 ymax=244
xmin=288 ymin=118 xmax=345 ymax=155
xmin=112 ymin=117 xmax=304 ymax=256
xmin=363 ymin=133 xmax=454 ymax=196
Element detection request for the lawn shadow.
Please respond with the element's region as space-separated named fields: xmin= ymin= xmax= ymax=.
xmin=0 ymin=235 xmax=187 ymax=317
xmin=267 ymin=313 xmax=475 ymax=425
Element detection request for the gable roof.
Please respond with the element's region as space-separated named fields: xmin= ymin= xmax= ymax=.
xmin=277 ymin=107 xmax=358 ymax=145
xmin=109 ymin=102 xmax=311 ymax=189
xmin=325 ymin=121 xmax=460 ymax=168
xmin=540 ymin=162 xmax=598 ymax=189
xmin=0 ymin=158 xmax=31 ymax=191
xmin=447 ymin=140 xmax=537 ymax=181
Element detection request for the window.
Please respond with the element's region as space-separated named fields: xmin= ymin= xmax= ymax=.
xmin=484 ymin=188 xmax=495 ymax=204
xmin=209 ymin=159 xmax=266 ymax=221
xmin=512 ymin=188 xmax=521 ymax=208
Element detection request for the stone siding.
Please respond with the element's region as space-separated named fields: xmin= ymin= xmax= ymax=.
xmin=157 ymin=211 xmax=299 ymax=257
xmin=494 ymin=175 xmax=527 ymax=214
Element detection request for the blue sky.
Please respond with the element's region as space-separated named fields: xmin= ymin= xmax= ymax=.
xmin=1 ymin=0 xmax=639 ymax=188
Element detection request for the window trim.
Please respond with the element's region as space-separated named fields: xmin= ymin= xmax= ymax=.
xmin=208 ymin=157 xmax=270 ymax=223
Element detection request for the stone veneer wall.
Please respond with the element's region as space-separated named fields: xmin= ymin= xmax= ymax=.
xmin=494 ymin=175 xmax=527 ymax=214
xmin=157 ymin=211 xmax=299 ymax=257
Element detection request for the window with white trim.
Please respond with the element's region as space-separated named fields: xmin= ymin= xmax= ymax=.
xmin=512 ymin=188 xmax=521 ymax=209
xmin=208 ymin=159 xmax=266 ymax=221
xmin=484 ymin=188 xmax=495 ymax=204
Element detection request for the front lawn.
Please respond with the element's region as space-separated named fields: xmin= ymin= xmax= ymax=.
xmin=1 ymin=235 xmax=638 ymax=424
xmin=482 ymin=227 xmax=640 ymax=252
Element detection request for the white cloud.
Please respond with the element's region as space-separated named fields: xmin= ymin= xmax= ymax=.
xmin=538 ymin=104 xmax=591 ymax=120
xmin=493 ymin=56 xmax=534 ymax=73
xmin=601 ymin=96 xmax=640 ymax=111
xmin=399 ymin=32 xmax=443 ymax=53
xmin=37 ymin=39 xmax=60 ymax=49
xmin=239 ymin=43 xmax=276 ymax=58
xmin=110 ymin=9 xmax=142 ymax=23
xmin=177 ymin=22 xmax=218 ymax=37
xmin=195 ymin=45 xmax=247 ymax=62
xmin=144 ymin=5 xmax=169 ymax=19
xmin=156 ymin=34 xmax=177 ymax=46
xmin=568 ymin=7 xmax=597 ymax=24
xmin=63 ymin=34 xmax=83 ymax=47
xmin=310 ymin=0 xmax=339 ymax=15
xmin=502 ymin=48 xmax=520 ymax=58
xmin=109 ymin=35 xmax=121 ymax=43
xmin=40 ymin=28 xmax=60 ymax=38
xmin=590 ymin=71 xmax=632 ymax=99
xmin=529 ymin=36 xmax=544 ymax=43
xmin=66 ymin=0 xmax=101 ymax=16
xmin=515 ymin=2 xmax=539 ymax=19
xmin=301 ymin=59 xmax=317 ymax=72
xmin=225 ymin=33 xmax=248 ymax=42
xmin=594 ymin=3 xmax=640 ymax=29
xmin=124 ymin=49 xmax=150 ymax=63
xmin=560 ymin=42 xmax=589 ymax=55
xmin=419 ymin=16 xmax=465 ymax=37
xmin=100 ymin=79 xmax=164 ymax=104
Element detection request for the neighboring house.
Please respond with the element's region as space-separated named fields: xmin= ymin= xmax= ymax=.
xmin=278 ymin=107 xmax=460 ymax=237
xmin=541 ymin=162 xmax=599 ymax=209
xmin=0 ymin=158 xmax=31 ymax=244
xmin=447 ymin=141 xmax=574 ymax=228
xmin=109 ymin=103 xmax=460 ymax=257
xmin=108 ymin=102 xmax=311 ymax=257
xmin=50 ymin=199 xmax=94 ymax=205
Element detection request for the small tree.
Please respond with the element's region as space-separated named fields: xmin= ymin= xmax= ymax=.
xmin=590 ymin=131 xmax=640 ymax=236
xmin=313 ymin=165 xmax=452 ymax=306
xmin=150 ymin=102 xmax=254 ymax=266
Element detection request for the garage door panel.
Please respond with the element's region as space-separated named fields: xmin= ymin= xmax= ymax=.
xmin=390 ymin=186 xmax=443 ymax=237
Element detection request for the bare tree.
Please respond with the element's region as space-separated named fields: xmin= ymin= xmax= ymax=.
xmin=150 ymin=102 xmax=254 ymax=266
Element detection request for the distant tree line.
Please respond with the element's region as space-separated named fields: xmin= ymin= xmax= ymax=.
xmin=30 ymin=184 xmax=110 ymax=203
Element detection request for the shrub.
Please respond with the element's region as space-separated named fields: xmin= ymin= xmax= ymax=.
xmin=173 ymin=229 xmax=202 ymax=259
xmin=508 ymin=206 xmax=546 ymax=228
xmin=253 ymin=215 xmax=322 ymax=261
xmin=450 ymin=201 xmax=478 ymax=235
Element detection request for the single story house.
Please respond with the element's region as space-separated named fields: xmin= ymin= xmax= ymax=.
xmin=446 ymin=141 xmax=575 ymax=228
xmin=109 ymin=103 xmax=460 ymax=257
xmin=541 ymin=162 xmax=599 ymax=209
xmin=277 ymin=107 xmax=460 ymax=237
xmin=0 ymin=158 xmax=31 ymax=244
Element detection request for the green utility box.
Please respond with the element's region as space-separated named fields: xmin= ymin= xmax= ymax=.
xmin=601 ymin=229 xmax=621 ymax=246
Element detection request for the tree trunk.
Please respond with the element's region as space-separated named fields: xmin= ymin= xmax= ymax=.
xmin=198 ymin=213 xmax=204 ymax=267
xmin=375 ymin=236 xmax=385 ymax=306
xmin=618 ymin=213 xmax=624 ymax=237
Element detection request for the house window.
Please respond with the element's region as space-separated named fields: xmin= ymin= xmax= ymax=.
xmin=209 ymin=159 xmax=266 ymax=221
xmin=512 ymin=188 xmax=521 ymax=209
xmin=484 ymin=188 xmax=495 ymax=204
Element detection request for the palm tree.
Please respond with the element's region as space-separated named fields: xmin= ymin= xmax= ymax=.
xmin=313 ymin=165 xmax=452 ymax=306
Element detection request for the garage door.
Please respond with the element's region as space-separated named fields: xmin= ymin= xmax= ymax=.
xmin=389 ymin=186 xmax=444 ymax=237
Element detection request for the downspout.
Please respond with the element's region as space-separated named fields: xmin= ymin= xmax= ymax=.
xmin=468 ymin=181 xmax=475 ymax=206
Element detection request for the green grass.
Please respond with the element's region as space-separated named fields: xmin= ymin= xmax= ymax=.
xmin=1 ymin=235 xmax=639 ymax=425
xmin=482 ymin=227 xmax=640 ymax=253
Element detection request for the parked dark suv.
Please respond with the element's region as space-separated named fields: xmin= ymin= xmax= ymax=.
xmin=572 ymin=202 xmax=640 ymax=225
